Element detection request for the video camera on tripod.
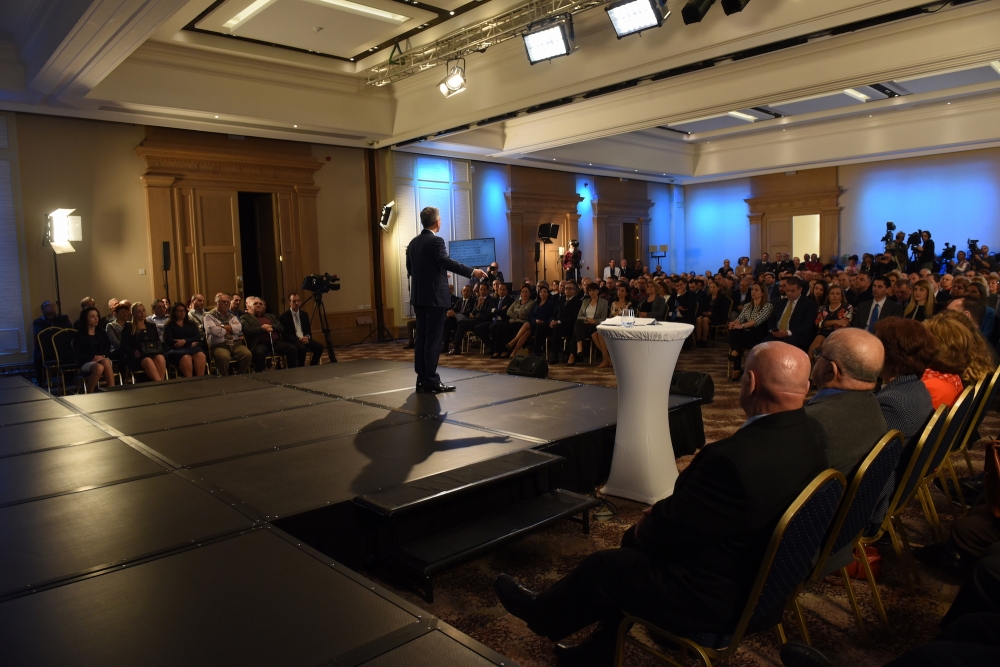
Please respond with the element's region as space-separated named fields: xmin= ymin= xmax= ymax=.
xmin=880 ymin=221 xmax=896 ymax=251
xmin=300 ymin=273 xmax=341 ymax=363
xmin=968 ymin=238 xmax=981 ymax=257
xmin=302 ymin=273 xmax=341 ymax=295
xmin=940 ymin=243 xmax=956 ymax=262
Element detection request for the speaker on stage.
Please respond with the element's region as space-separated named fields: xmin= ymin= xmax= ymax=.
xmin=507 ymin=355 xmax=548 ymax=378
xmin=670 ymin=370 xmax=714 ymax=403
xmin=161 ymin=241 xmax=171 ymax=271
xmin=537 ymin=223 xmax=559 ymax=242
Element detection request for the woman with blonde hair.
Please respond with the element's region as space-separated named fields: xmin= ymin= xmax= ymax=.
xmin=120 ymin=302 xmax=167 ymax=381
xmin=903 ymin=279 xmax=938 ymax=322
xmin=924 ymin=311 xmax=993 ymax=401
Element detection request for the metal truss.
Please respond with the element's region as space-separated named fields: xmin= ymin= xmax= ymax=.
xmin=366 ymin=0 xmax=606 ymax=87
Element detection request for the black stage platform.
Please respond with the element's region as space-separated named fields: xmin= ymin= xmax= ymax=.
xmin=0 ymin=364 xmax=702 ymax=665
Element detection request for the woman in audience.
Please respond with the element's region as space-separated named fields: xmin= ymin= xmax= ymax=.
xmin=106 ymin=302 xmax=131 ymax=360
xmin=694 ymin=281 xmax=731 ymax=346
xmin=928 ymin=311 xmax=994 ymax=386
xmin=74 ymin=306 xmax=115 ymax=393
xmin=635 ymin=280 xmax=667 ymax=322
xmin=726 ymin=282 xmax=772 ymax=380
xmin=507 ymin=285 xmax=556 ymax=358
xmin=567 ymin=282 xmax=608 ymax=367
xmin=808 ymin=284 xmax=853 ymax=359
xmin=496 ymin=285 xmax=535 ymax=359
xmin=734 ymin=256 xmax=753 ymax=280
xmin=904 ymin=279 xmax=939 ymax=321
xmin=874 ymin=317 xmax=936 ymax=447
xmin=654 ymin=279 xmax=673 ymax=303
xmin=609 ymin=284 xmax=631 ymax=318
xmin=163 ymin=302 xmax=207 ymax=378
xmin=808 ymin=280 xmax=828 ymax=306
xmin=859 ymin=252 xmax=876 ymax=275
xmin=121 ymin=302 xmax=167 ymax=382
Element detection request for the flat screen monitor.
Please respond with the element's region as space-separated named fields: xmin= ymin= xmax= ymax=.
xmin=448 ymin=238 xmax=496 ymax=268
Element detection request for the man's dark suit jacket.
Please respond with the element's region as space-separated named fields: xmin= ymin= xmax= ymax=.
xmin=554 ymin=294 xmax=583 ymax=324
xmin=668 ymin=291 xmax=698 ymax=323
xmin=489 ymin=294 xmax=515 ymax=321
xmin=279 ymin=309 xmax=313 ymax=343
xmin=805 ymin=389 xmax=888 ymax=478
xmin=469 ymin=296 xmax=497 ymax=322
xmin=753 ymin=260 xmax=776 ymax=277
xmin=766 ymin=297 xmax=819 ymax=350
xmin=406 ymin=229 xmax=475 ymax=308
xmin=851 ymin=298 xmax=905 ymax=330
xmin=640 ymin=409 xmax=829 ymax=632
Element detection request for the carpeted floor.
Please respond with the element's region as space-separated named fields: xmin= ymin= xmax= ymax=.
xmin=331 ymin=338 xmax=993 ymax=667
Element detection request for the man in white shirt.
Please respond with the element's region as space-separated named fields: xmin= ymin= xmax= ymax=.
xmin=280 ymin=293 xmax=326 ymax=366
xmin=204 ymin=292 xmax=252 ymax=375
xmin=146 ymin=300 xmax=170 ymax=342
xmin=603 ymin=260 xmax=621 ymax=281
xmin=852 ymin=276 xmax=903 ymax=333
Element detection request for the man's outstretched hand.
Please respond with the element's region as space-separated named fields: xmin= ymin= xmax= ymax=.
xmin=472 ymin=268 xmax=488 ymax=279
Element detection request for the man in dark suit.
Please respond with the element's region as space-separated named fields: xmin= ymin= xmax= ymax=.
xmin=280 ymin=293 xmax=326 ymax=366
xmin=547 ymin=281 xmax=583 ymax=363
xmin=765 ymin=275 xmax=818 ymax=351
xmin=443 ymin=284 xmax=476 ymax=353
xmin=479 ymin=282 xmax=514 ymax=351
xmin=752 ymin=252 xmax=775 ymax=278
xmin=852 ymin=276 xmax=904 ymax=332
xmin=667 ymin=278 xmax=697 ymax=324
xmin=493 ymin=342 xmax=828 ymax=663
xmin=406 ymin=206 xmax=486 ymax=392
xmin=448 ymin=283 xmax=495 ymax=355
xmin=762 ymin=272 xmax=781 ymax=302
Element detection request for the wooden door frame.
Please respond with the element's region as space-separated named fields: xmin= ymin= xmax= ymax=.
xmin=745 ymin=188 xmax=842 ymax=262
xmin=137 ymin=142 xmax=322 ymax=310
xmin=592 ymin=197 xmax=652 ymax=276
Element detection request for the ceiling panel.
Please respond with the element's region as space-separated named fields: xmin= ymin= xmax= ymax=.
xmin=894 ymin=65 xmax=1000 ymax=95
xmin=669 ymin=115 xmax=750 ymax=134
xmin=766 ymin=92 xmax=866 ymax=116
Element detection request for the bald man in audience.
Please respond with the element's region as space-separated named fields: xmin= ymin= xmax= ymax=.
xmin=493 ymin=342 xmax=828 ymax=666
xmin=806 ymin=329 xmax=888 ymax=478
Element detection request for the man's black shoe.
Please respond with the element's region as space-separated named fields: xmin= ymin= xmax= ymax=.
xmin=403 ymin=343 xmax=414 ymax=349
xmin=493 ymin=574 xmax=537 ymax=624
xmin=779 ymin=642 xmax=835 ymax=667
xmin=425 ymin=382 xmax=457 ymax=393
xmin=912 ymin=543 xmax=963 ymax=578
xmin=415 ymin=384 xmax=430 ymax=393
xmin=554 ymin=627 xmax=617 ymax=667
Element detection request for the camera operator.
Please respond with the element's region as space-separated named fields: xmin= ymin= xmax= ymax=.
xmin=913 ymin=230 xmax=935 ymax=272
xmin=874 ymin=251 xmax=898 ymax=279
xmin=890 ymin=231 xmax=908 ymax=269
xmin=947 ymin=250 xmax=970 ymax=275
xmin=971 ymin=244 xmax=993 ymax=273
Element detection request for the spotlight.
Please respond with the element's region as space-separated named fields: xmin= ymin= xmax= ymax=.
xmin=605 ymin=0 xmax=670 ymax=39
xmin=438 ymin=59 xmax=466 ymax=97
xmin=721 ymin=0 xmax=750 ymax=14
xmin=522 ymin=15 xmax=574 ymax=64
xmin=681 ymin=0 xmax=715 ymax=24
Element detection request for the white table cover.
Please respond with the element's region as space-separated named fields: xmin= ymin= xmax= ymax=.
xmin=596 ymin=321 xmax=694 ymax=504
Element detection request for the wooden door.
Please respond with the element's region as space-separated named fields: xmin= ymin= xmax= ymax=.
xmin=766 ymin=216 xmax=793 ymax=258
xmin=194 ymin=189 xmax=242 ymax=301
xmin=606 ymin=222 xmax=623 ymax=267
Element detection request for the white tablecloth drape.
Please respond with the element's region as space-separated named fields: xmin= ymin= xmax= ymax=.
xmin=596 ymin=321 xmax=694 ymax=504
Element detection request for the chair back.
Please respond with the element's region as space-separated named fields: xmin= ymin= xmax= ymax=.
xmin=894 ymin=404 xmax=948 ymax=507
xmin=52 ymin=329 xmax=78 ymax=367
xmin=957 ymin=366 xmax=1000 ymax=452
xmin=813 ymin=431 xmax=903 ymax=579
xmin=926 ymin=386 xmax=975 ymax=473
xmin=36 ymin=326 xmax=62 ymax=365
xmin=731 ymin=470 xmax=846 ymax=637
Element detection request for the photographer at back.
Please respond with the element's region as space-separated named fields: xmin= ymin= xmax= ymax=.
xmin=912 ymin=230 xmax=935 ymax=272
xmin=970 ymin=243 xmax=994 ymax=274
xmin=947 ymin=249 xmax=970 ymax=275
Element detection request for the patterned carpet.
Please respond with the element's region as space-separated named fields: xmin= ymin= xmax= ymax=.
xmin=332 ymin=339 xmax=993 ymax=667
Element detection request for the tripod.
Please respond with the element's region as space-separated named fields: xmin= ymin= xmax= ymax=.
xmin=302 ymin=291 xmax=338 ymax=363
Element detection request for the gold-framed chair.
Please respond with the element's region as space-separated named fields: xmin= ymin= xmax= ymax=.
xmin=710 ymin=302 xmax=733 ymax=342
xmin=950 ymin=366 xmax=1000 ymax=476
xmin=36 ymin=326 xmax=64 ymax=393
xmin=264 ymin=354 xmax=289 ymax=371
xmin=461 ymin=330 xmax=484 ymax=354
xmin=915 ymin=386 xmax=976 ymax=537
xmin=51 ymin=328 xmax=81 ymax=395
xmin=798 ymin=432 xmax=904 ymax=640
xmin=614 ymin=469 xmax=846 ymax=667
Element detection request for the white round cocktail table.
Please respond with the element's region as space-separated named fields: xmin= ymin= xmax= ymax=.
xmin=596 ymin=320 xmax=694 ymax=504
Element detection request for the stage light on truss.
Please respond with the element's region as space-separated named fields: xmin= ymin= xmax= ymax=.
xmin=522 ymin=15 xmax=574 ymax=64
xmin=438 ymin=59 xmax=466 ymax=97
xmin=605 ymin=0 xmax=670 ymax=39
xmin=681 ymin=0 xmax=716 ymax=24
xmin=721 ymin=0 xmax=750 ymax=15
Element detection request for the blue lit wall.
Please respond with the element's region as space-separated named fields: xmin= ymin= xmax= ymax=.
xmin=576 ymin=175 xmax=595 ymax=276
xmin=471 ymin=161 xmax=510 ymax=278
xmin=684 ymin=178 xmax=752 ymax=273
xmin=840 ymin=150 xmax=1000 ymax=256
xmin=647 ymin=182 xmax=673 ymax=273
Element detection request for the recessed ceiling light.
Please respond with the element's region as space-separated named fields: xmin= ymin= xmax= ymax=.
xmin=350 ymin=58 xmax=354 ymax=61
xmin=947 ymin=102 xmax=951 ymax=105
xmin=316 ymin=0 xmax=407 ymax=23
xmin=589 ymin=163 xmax=592 ymax=166
xmin=293 ymin=125 xmax=298 ymax=128
xmin=727 ymin=110 xmax=757 ymax=122
xmin=449 ymin=10 xmax=455 ymax=15
xmin=843 ymin=88 xmax=870 ymax=102
xmin=223 ymin=0 xmax=273 ymax=30
xmin=214 ymin=115 xmax=219 ymax=118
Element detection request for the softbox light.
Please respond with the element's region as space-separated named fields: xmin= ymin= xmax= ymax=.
xmin=523 ymin=16 xmax=574 ymax=64
xmin=606 ymin=0 xmax=670 ymax=39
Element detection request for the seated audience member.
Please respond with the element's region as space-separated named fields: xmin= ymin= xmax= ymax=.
xmin=204 ymin=293 xmax=252 ymax=376
xmin=187 ymin=294 xmax=208 ymax=336
xmin=146 ymin=299 xmax=170 ymax=342
xmin=903 ymin=279 xmax=939 ymax=321
xmin=448 ymin=284 xmax=494 ymax=355
xmin=492 ymin=285 xmax=535 ymax=359
xmin=230 ymin=293 xmax=244 ymax=319
xmin=73 ymin=296 xmax=97 ymax=328
xmin=106 ymin=302 xmax=131 ymax=359
xmin=951 ymin=276 xmax=970 ymax=300
xmin=873 ymin=317 xmax=935 ymax=447
xmin=74 ymin=306 xmax=115 ymax=393
xmin=733 ymin=276 xmax=752 ymax=312
xmin=727 ymin=283 xmax=773 ymax=380
xmin=280 ymin=293 xmax=326 ymax=366
xmin=806 ymin=329 xmax=888 ymax=477
xmin=848 ymin=272 xmax=873 ymax=306
xmin=694 ymin=281 xmax=731 ymax=346
xmin=635 ymin=280 xmax=668 ymax=321
xmin=106 ymin=298 xmax=119 ymax=324
xmin=609 ymin=284 xmax=630 ymax=318
xmin=928 ymin=310 xmax=995 ymax=389
xmin=163 ymin=302 xmax=207 ymax=378
xmin=444 ymin=284 xmax=476 ymax=353
xmin=492 ymin=342 xmax=828 ymax=664
xmin=947 ymin=297 xmax=1000 ymax=364
xmin=808 ymin=285 xmax=853 ymax=359
xmin=852 ymin=276 xmax=904 ymax=332
xmin=965 ymin=282 xmax=997 ymax=337
xmin=807 ymin=280 xmax=828 ymax=306
xmin=507 ymin=284 xmax=556 ymax=358
xmin=666 ymin=276 xmax=697 ymax=324
xmin=936 ymin=273 xmax=954 ymax=303
xmin=566 ymin=283 xmax=608 ymax=366
xmin=765 ymin=276 xmax=818 ymax=351
xmin=481 ymin=282 xmax=515 ymax=354
xmin=547 ymin=281 xmax=583 ymax=364
xmin=241 ymin=297 xmax=299 ymax=372
xmin=893 ymin=278 xmax=912 ymax=305
xmin=121 ymin=302 xmax=167 ymax=382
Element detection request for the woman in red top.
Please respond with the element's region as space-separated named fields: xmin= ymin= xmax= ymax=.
xmin=922 ymin=312 xmax=992 ymax=407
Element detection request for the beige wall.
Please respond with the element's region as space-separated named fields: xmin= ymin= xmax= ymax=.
xmin=17 ymin=114 xmax=153 ymax=320
xmin=311 ymin=144 xmax=372 ymax=313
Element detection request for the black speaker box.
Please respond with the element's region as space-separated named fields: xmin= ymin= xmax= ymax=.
xmin=161 ymin=241 xmax=171 ymax=271
xmin=534 ymin=242 xmax=541 ymax=262
xmin=671 ymin=370 xmax=714 ymax=403
xmin=506 ymin=355 xmax=549 ymax=378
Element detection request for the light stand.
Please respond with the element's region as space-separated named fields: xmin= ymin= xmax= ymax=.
xmin=366 ymin=149 xmax=399 ymax=344
xmin=43 ymin=209 xmax=82 ymax=315
xmin=649 ymin=244 xmax=668 ymax=272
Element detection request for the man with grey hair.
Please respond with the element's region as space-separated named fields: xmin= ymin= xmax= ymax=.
xmin=806 ymin=328 xmax=888 ymax=478
xmin=204 ymin=292 xmax=252 ymax=375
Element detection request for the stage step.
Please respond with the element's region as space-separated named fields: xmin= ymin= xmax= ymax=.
xmin=355 ymin=449 xmax=599 ymax=602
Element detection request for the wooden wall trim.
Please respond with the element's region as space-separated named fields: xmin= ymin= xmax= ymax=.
xmin=745 ymin=187 xmax=843 ymax=261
